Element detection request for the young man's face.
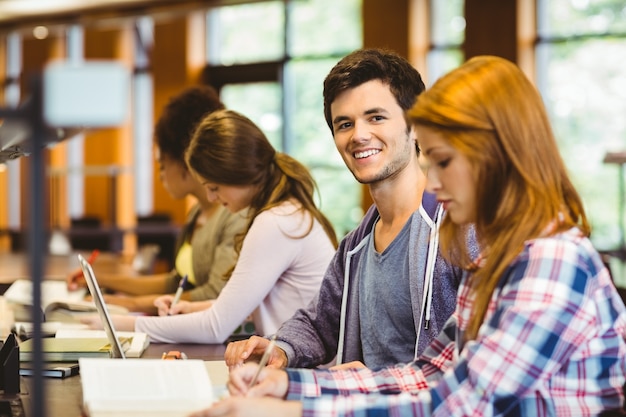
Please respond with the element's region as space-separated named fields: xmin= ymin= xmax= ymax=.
xmin=330 ymin=79 xmax=416 ymax=185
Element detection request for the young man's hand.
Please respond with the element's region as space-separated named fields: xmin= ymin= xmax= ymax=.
xmin=224 ymin=335 xmax=288 ymax=371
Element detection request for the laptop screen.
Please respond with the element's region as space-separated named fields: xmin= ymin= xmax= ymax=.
xmin=77 ymin=254 xmax=126 ymax=359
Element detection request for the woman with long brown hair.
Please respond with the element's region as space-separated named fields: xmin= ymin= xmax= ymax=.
xmin=86 ymin=109 xmax=337 ymax=344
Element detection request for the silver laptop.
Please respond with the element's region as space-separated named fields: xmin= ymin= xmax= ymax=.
xmin=77 ymin=254 xmax=126 ymax=359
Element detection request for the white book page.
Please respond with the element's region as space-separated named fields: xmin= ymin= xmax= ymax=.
xmin=80 ymin=359 xmax=214 ymax=415
xmin=4 ymin=279 xmax=87 ymax=308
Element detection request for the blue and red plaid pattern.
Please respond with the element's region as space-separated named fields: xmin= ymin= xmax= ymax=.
xmin=285 ymin=228 xmax=626 ymax=416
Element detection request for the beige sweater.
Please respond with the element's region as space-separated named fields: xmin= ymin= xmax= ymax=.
xmin=164 ymin=204 xmax=248 ymax=301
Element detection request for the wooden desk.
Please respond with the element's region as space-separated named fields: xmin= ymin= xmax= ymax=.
xmin=1 ymin=254 xmax=226 ymax=416
xmin=19 ymin=343 xmax=227 ymax=417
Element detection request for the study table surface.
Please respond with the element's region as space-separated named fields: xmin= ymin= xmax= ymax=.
xmin=0 ymin=253 xmax=223 ymax=416
xmin=19 ymin=342 xmax=227 ymax=417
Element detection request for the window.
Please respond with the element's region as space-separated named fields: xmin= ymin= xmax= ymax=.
xmin=536 ymin=0 xmax=626 ymax=256
xmin=205 ymin=0 xmax=363 ymax=237
xmin=427 ymin=0 xmax=465 ymax=84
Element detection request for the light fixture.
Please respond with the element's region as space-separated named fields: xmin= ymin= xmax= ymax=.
xmin=32 ymin=26 xmax=49 ymax=39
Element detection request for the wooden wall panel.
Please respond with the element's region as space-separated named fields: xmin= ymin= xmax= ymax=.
xmin=152 ymin=13 xmax=206 ymax=225
xmin=363 ymin=0 xmax=410 ymax=57
xmin=83 ymin=26 xmax=136 ymax=253
xmin=464 ymin=0 xmax=517 ymax=62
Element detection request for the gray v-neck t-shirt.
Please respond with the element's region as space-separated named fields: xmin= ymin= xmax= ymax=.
xmin=358 ymin=215 xmax=416 ymax=369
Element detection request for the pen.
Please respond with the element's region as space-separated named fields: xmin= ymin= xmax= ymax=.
xmin=248 ymin=334 xmax=277 ymax=389
xmin=71 ymin=249 xmax=100 ymax=281
xmin=168 ymin=274 xmax=187 ymax=316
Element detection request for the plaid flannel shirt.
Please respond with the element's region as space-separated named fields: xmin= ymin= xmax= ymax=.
xmin=286 ymin=228 xmax=626 ymax=416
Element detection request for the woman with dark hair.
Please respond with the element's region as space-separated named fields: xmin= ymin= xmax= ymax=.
xmin=68 ymin=86 xmax=248 ymax=314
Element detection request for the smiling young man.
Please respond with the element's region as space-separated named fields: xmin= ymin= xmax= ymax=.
xmin=224 ymin=48 xmax=478 ymax=370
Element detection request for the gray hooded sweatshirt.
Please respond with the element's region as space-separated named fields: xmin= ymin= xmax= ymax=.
xmin=275 ymin=192 xmax=478 ymax=368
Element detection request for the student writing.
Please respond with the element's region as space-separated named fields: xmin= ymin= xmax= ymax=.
xmin=67 ymin=86 xmax=247 ymax=314
xmin=83 ymin=109 xmax=338 ymax=344
xmin=194 ymin=55 xmax=626 ymax=417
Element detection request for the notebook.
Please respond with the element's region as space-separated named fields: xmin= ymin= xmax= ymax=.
xmin=77 ymin=253 xmax=127 ymax=359
xmin=18 ymin=337 xmax=121 ymax=362
xmin=55 ymin=329 xmax=148 ymax=358
xmin=19 ymin=362 xmax=80 ymax=379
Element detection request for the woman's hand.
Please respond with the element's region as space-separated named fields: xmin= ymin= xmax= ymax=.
xmin=154 ymin=295 xmax=192 ymax=316
xmin=154 ymin=296 xmax=213 ymax=316
xmin=80 ymin=314 xmax=103 ymax=330
xmin=190 ymin=364 xmax=295 ymax=416
xmin=66 ymin=267 xmax=86 ymax=291
xmin=227 ymin=362 xmax=289 ymax=398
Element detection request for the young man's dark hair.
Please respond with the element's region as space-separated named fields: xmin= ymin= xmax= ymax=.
xmin=322 ymin=48 xmax=426 ymax=132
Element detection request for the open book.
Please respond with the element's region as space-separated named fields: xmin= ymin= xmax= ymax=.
xmin=79 ymin=358 xmax=214 ymax=417
xmin=4 ymin=279 xmax=128 ymax=322
xmin=12 ymin=321 xmax=90 ymax=340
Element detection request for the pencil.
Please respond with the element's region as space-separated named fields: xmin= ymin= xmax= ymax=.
xmin=71 ymin=249 xmax=100 ymax=281
xmin=248 ymin=334 xmax=277 ymax=389
xmin=167 ymin=274 xmax=188 ymax=315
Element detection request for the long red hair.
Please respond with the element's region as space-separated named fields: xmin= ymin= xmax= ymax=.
xmin=408 ymin=56 xmax=589 ymax=339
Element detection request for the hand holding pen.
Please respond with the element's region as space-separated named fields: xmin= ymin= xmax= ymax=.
xmin=248 ymin=334 xmax=277 ymax=389
xmin=167 ymin=274 xmax=188 ymax=316
xmin=224 ymin=335 xmax=290 ymax=398
xmin=67 ymin=249 xmax=99 ymax=291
